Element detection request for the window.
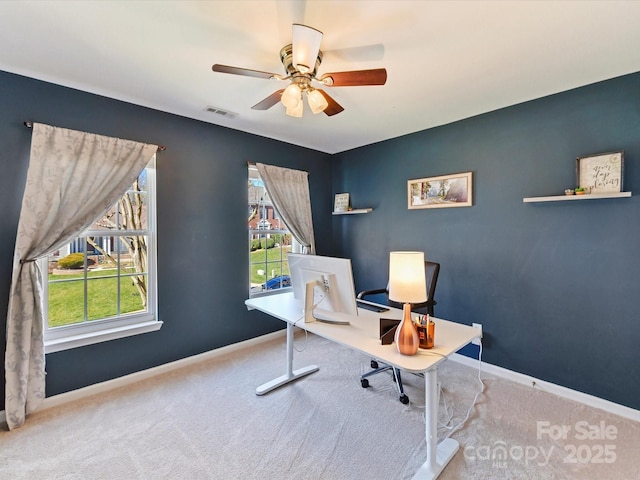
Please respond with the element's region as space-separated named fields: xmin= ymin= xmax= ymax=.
xmin=41 ymin=157 xmax=161 ymax=353
xmin=248 ymin=165 xmax=300 ymax=297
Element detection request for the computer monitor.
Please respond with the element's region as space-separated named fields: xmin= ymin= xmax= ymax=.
xmin=288 ymin=253 xmax=358 ymax=325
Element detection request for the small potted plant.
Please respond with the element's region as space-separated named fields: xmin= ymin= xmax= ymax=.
xmin=575 ymin=187 xmax=586 ymax=195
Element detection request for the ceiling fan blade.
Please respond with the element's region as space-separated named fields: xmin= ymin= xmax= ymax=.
xmin=212 ymin=64 xmax=279 ymax=80
xmin=320 ymin=68 xmax=387 ymax=87
xmin=316 ymin=89 xmax=344 ymax=116
xmin=251 ymin=90 xmax=285 ymax=110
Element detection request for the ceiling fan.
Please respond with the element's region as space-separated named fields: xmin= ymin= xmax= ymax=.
xmin=212 ymin=24 xmax=387 ymax=117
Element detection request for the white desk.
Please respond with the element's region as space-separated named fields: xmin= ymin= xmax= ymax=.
xmin=245 ymin=292 xmax=480 ymax=480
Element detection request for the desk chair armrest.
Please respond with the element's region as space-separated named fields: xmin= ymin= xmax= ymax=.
xmin=357 ymin=288 xmax=387 ymax=300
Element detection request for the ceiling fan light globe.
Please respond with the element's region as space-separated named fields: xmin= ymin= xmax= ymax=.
xmin=281 ymin=83 xmax=302 ymax=108
xmin=307 ymin=89 xmax=329 ymax=114
xmin=285 ymin=101 xmax=303 ymax=118
xmin=281 ymin=94 xmax=300 ymax=109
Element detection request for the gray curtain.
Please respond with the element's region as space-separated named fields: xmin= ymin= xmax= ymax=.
xmin=255 ymin=163 xmax=316 ymax=254
xmin=5 ymin=123 xmax=157 ymax=430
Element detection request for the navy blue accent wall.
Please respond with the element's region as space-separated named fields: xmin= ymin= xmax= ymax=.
xmin=0 ymin=70 xmax=333 ymax=409
xmin=2 ymin=67 xmax=639 ymax=414
xmin=333 ymin=72 xmax=640 ymax=410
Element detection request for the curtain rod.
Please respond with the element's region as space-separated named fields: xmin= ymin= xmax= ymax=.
xmin=24 ymin=121 xmax=166 ymax=152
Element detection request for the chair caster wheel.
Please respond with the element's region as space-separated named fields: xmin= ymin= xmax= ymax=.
xmin=361 ymin=378 xmax=370 ymax=388
xmin=370 ymin=360 xmax=379 ymax=369
xmin=399 ymin=394 xmax=409 ymax=404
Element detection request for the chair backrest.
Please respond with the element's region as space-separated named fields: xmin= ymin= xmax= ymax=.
xmin=425 ymin=261 xmax=440 ymax=307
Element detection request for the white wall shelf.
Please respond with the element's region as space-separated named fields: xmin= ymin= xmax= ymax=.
xmin=332 ymin=208 xmax=373 ymax=215
xmin=523 ymin=192 xmax=631 ymax=203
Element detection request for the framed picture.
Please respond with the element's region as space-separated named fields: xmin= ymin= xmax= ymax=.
xmin=407 ymin=172 xmax=473 ymax=209
xmin=333 ymin=193 xmax=350 ymax=212
xmin=576 ymin=151 xmax=624 ymax=194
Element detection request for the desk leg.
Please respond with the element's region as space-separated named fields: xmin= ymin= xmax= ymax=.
xmin=256 ymin=322 xmax=319 ymax=395
xmin=411 ymin=368 xmax=459 ymax=480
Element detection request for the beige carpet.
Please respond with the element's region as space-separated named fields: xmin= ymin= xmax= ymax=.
xmin=1 ymin=332 xmax=639 ymax=479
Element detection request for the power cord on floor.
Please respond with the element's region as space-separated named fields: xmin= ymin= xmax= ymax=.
xmin=438 ymin=382 xmax=455 ymax=429
xmin=440 ymin=340 xmax=485 ymax=440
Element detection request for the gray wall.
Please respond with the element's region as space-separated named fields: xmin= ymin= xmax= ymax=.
xmin=332 ymin=72 xmax=640 ymax=410
xmin=0 ymin=70 xmax=333 ymax=408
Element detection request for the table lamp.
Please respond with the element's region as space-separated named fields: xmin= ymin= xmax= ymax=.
xmin=388 ymin=251 xmax=427 ymax=355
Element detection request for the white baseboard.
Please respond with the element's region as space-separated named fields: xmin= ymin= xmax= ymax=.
xmin=449 ymin=352 xmax=640 ymax=423
xmin=0 ymin=330 xmax=286 ymax=426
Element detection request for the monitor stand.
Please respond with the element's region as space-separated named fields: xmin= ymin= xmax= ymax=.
xmin=304 ymin=281 xmax=351 ymax=325
xmin=313 ymin=308 xmax=352 ymax=325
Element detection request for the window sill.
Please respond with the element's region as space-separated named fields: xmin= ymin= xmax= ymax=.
xmin=44 ymin=320 xmax=163 ymax=354
xmin=250 ymin=287 xmax=292 ymax=298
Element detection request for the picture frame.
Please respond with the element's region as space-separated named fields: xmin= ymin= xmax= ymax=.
xmin=407 ymin=172 xmax=473 ymax=209
xmin=576 ymin=151 xmax=624 ymax=194
xmin=333 ymin=192 xmax=350 ymax=212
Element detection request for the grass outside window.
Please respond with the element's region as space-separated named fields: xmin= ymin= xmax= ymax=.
xmin=48 ymin=270 xmax=146 ymax=327
xmin=250 ymin=245 xmax=291 ymax=285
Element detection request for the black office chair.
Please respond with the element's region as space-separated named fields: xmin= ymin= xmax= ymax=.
xmin=357 ymin=261 xmax=440 ymax=404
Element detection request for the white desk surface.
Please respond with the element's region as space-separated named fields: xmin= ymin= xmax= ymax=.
xmin=245 ymin=292 xmax=479 ymax=374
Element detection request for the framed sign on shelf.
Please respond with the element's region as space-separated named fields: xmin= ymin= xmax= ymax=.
xmin=334 ymin=193 xmax=350 ymax=212
xmin=407 ymin=172 xmax=473 ymax=209
xmin=576 ymin=151 xmax=624 ymax=194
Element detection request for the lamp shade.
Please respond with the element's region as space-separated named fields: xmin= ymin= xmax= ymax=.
xmin=388 ymin=251 xmax=427 ymax=304
xmin=292 ymin=24 xmax=323 ymax=73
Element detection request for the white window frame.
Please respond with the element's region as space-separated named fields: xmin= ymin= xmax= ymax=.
xmin=41 ymin=157 xmax=161 ymax=353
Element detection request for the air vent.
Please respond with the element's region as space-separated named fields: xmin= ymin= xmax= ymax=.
xmin=204 ymin=105 xmax=238 ymax=119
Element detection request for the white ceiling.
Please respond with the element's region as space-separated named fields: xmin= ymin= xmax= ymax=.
xmin=1 ymin=1 xmax=639 ymax=154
